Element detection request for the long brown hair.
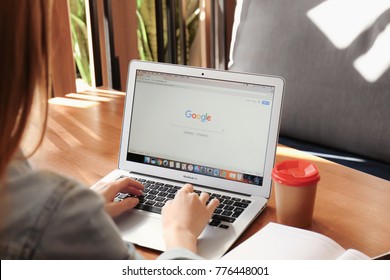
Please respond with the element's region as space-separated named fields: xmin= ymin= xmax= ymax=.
xmin=0 ymin=0 xmax=53 ymax=178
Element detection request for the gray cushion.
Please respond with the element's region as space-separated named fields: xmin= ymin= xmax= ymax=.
xmin=229 ymin=0 xmax=390 ymax=163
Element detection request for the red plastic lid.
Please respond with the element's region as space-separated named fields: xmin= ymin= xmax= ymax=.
xmin=272 ymin=160 xmax=320 ymax=186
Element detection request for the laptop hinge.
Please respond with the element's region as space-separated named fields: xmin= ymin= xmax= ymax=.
xmin=128 ymin=171 xmax=251 ymax=197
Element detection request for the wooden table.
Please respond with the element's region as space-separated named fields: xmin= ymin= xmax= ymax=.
xmin=30 ymin=90 xmax=390 ymax=259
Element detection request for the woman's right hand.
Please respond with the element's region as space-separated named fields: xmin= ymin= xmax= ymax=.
xmin=161 ymin=184 xmax=219 ymax=253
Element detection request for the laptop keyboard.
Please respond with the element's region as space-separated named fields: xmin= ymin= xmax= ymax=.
xmin=114 ymin=176 xmax=252 ymax=229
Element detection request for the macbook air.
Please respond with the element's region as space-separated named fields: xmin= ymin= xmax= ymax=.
xmin=93 ymin=60 xmax=285 ymax=259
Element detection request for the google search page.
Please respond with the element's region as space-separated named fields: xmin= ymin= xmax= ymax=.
xmin=128 ymin=71 xmax=274 ymax=177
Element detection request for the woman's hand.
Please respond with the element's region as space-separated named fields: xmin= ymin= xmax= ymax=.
xmin=161 ymin=184 xmax=219 ymax=253
xmin=91 ymin=177 xmax=144 ymax=217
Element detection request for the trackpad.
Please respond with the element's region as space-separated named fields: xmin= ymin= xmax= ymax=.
xmin=115 ymin=211 xmax=165 ymax=252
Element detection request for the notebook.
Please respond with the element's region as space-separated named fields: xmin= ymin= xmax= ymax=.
xmin=93 ymin=60 xmax=285 ymax=259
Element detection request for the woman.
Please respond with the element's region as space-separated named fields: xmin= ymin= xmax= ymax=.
xmin=0 ymin=0 xmax=219 ymax=259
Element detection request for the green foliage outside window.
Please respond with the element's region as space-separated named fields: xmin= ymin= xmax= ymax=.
xmin=69 ymin=0 xmax=200 ymax=85
xmin=70 ymin=0 xmax=91 ymax=85
xmin=136 ymin=0 xmax=200 ymax=63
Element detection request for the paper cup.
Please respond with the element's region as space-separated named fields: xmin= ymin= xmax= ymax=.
xmin=272 ymin=160 xmax=320 ymax=228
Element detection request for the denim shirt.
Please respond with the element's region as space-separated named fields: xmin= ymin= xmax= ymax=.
xmin=0 ymin=159 xmax=201 ymax=260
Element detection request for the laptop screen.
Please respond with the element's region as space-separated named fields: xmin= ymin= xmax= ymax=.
xmin=126 ymin=69 xmax=275 ymax=187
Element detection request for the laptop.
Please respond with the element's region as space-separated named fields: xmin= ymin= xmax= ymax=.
xmin=93 ymin=60 xmax=285 ymax=259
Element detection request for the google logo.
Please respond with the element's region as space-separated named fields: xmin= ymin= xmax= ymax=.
xmin=185 ymin=109 xmax=212 ymax=123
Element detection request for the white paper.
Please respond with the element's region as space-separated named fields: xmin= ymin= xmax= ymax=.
xmin=221 ymin=222 xmax=370 ymax=260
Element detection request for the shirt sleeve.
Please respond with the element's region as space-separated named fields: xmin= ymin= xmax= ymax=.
xmin=157 ymin=248 xmax=204 ymax=260
xmin=34 ymin=179 xmax=142 ymax=259
xmin=34 ymin=176 xmax=204 ymax=260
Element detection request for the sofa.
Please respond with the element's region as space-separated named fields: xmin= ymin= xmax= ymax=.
xmin=228 ymin=0 xmax=390 ymax=179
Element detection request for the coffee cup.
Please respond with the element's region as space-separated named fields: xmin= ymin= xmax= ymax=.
xmin=272 ymin=160 xmax=320 ymax=228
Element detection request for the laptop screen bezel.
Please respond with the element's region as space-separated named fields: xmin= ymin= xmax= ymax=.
xmin=118 ymin=60 xmax=284 ymax=198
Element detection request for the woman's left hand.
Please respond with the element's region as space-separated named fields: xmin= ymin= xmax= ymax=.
xmin=91 ymin=177 xmax=144 ymax=217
